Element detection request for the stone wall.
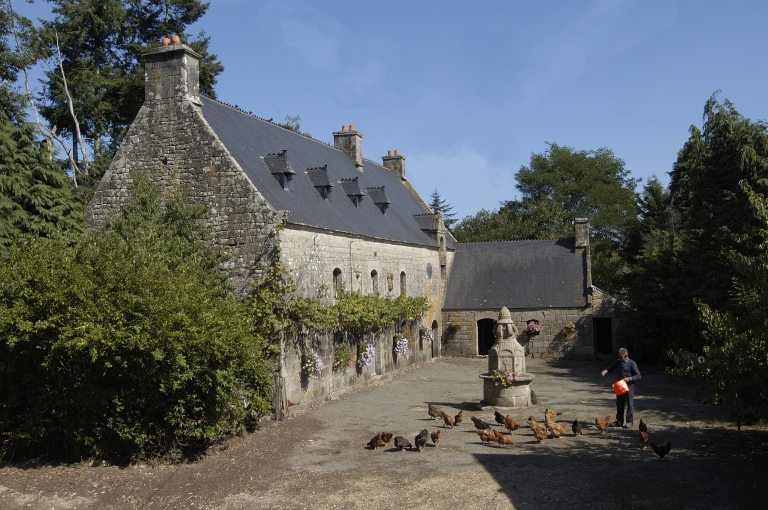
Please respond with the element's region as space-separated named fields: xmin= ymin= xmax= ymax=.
xmin=279 ymin=225 xmax=445 ymax=342
xmin=85 ymin=88 xmax=280 ymax=297
xmin=279 ymin=324 xmax=435 ymax=410
xmin=441 ymin=287 xmax=630 ymax=359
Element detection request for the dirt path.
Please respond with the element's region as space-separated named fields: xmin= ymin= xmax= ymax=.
xmin=1 ymin=357 xmax=766 ymax=509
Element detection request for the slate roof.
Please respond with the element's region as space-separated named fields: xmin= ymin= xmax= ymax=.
xmin=442 ymin=239 xmax=588 ymax=310
xmin=200 ymin=97 xmax=437 ymax=247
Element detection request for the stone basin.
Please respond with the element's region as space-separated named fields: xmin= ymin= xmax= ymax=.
xmin=479 ymin=372 xmax=535 ymax=408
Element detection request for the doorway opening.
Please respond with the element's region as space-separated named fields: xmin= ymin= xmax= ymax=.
xmin=593 ymin=318 xmax=613 ymax=355
xmin=477 ymin=318 xmax=495 ymax=356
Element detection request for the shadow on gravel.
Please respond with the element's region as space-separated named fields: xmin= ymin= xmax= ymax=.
xmin=470 ymin=424 xmax=768 ymax=510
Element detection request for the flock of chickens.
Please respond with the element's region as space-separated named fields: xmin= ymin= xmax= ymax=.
xmin=366 ymin=403 xmax=672 ymax=460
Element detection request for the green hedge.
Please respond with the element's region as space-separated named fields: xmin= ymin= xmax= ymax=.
xmin=0 ymin=175 xmax=273 ymax=461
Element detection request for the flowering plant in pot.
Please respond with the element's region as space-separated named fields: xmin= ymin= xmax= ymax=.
xmin=420 ymin=327 xmax=434 ymax=342
xmin=357 ymin=343 xmax=374 ymax=368
xmin=394 ymin=335 xmax=409 ymax=356
xmin=302 ymin=349 xmax=323 ymax=379
xmin=525 ymin=320 xmax=541 ymax=335
xmin=562 ymin=322 xmax=576 ymax=336
xmin=491 ymin=368 xmax=517 ymax=388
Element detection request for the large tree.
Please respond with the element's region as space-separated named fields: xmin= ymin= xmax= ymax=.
xmin=0 ymin=2 xmax=83 ymax=250
xmin=35 ymin=0 xmax=223 ymax=196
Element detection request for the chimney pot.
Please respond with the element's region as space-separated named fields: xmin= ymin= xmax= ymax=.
xmin=342 ymin=125 xmax=347 ymax=131
xmin=387 ymin=150 xmax=392 ymax=156
xmin=350 ymin=124 xmax=355 ymax=131
xmin=162 ymin=37 xmax=171 ymax=46
xmin=171 ymin=34 xmax=181 ymax=45
xmin=394 ymin=150 xmax=399 ymax=156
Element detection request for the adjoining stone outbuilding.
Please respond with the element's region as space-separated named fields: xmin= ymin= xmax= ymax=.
xmin=441 ymin=219 xmax=627 ymax=358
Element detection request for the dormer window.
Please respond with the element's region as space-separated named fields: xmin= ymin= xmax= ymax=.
xmin=340 ymin=177 xmax=365 ymax=208
xmin=306 ymin=166 xmax=333 ymax=201
xmin=264 ymin=150 xmax=295 ymax=190
xmin=366 ymin=186 xmax=391 ymax=214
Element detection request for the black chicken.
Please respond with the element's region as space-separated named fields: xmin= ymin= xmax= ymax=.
xmin=572 ymin=420 xmax=583 ymax=436
xmin=394 ymin=436 xmax=412 ymax=451
xmin=415 ymin=429 xmax=429 ymax=451
xmin=651 ymin=441 xmax=672 ymax=459
xmin=427 ymin=403 xmax=443 ymax=420
xmin=494 ymin=410 xmax=506 ymax=426
xmin=471 ymin=416 xmax=493 ymax=430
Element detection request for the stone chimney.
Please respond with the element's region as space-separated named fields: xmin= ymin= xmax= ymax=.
xmin=382 ymin=150 xmax=406 ymax=180
xmin=575 ymin=218 xmax=589 ymax=249
xmin=333 ymin=125 xmax=363 ymax=169
xmin=144 ymin=41 xmax=202 ymax=105
xmin=574 ymin=218 xmax=593 ymax=297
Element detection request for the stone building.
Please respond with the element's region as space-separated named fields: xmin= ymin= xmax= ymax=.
xmin=85 ymin=43 xmax=452 ymax=409
xmin=441 ymin=218 xmax=626 ymax=358
xmin=85 ymin=43 xmax=620 ymax=410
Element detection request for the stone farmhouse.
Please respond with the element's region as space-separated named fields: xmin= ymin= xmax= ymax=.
xmin=85 ymin=43 xmax=625 ymax=410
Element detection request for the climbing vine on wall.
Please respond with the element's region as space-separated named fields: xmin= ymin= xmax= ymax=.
xmin=245 ymin=243 xmax=429 ymax=349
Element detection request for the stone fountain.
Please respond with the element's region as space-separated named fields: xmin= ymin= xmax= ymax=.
xmin=479 ymin=307 xmax=535 ymax=408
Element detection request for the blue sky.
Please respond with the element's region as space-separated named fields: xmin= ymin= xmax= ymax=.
xmin=15 ymin=0 xmax=768 ymax=220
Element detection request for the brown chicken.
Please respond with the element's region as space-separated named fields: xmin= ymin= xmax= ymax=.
xmin=595 ymin=416 xmax=612 ymax=436
xmin=380 ymin=432 xmax=393 ymax=446
xmin=454 ymin=410 xmax=463 ymax=426
xmin=367 ymin=433 xmax=384 ymax=449
xmin=495 ymin=431 xmax=514 ymax=448
xmin=651 ymin=441 xmax=671 ymax=459
xmin=441 ymin=410 xmax=455 ymax=429
xmin=476 ymin=428 xmax=497 ymax=444
xmin=527 ymin=416 xmax=548 ymax=443
xmin=547 ymin=421 xmax=568 ymax=439
xmin=639 ymin=430 xmax=649 ymax=449
xmin=639 ymin=419 xmax=648 ymax=433
xmin=544 ymin=408 xmax=562 ymax=420
xmin=504 ymin=415 xmax=521 ymax=433
xmin=431 ymin=430 xmax=441 ymax=446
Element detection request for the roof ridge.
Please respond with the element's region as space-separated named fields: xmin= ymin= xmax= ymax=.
xmin=200 ymin=95 xmax=333 ymax=147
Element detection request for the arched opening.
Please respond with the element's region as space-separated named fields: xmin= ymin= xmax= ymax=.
xmin=333 ymin=268 xmax=342 ymax=298
xmin=477 ymin=318 xmax=495 ymax=356
xmin=371 ymin=270 xmax=379 ymax=296
xmin=431 ymin=320 xmax=439 ymax=358
xmin=400 ymin=271 xmax=406 ymax=296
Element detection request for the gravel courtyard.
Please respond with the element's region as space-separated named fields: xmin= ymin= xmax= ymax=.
xmin=1 ymin=356 xmax=766 ymax=509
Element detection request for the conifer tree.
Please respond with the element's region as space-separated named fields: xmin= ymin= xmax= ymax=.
xmin=429 ymin=188 xmax=457 ymax=229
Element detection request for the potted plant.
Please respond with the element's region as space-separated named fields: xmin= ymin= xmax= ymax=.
xmin=562 ymin=322 xmax=576 ymax=336
xmin=357 ymin=343 xmax=374 ymax=368
xmin=525 ymin=320 xmax=541 ymax=335
xmin=394 ymin=335 xmax=409 ymax=357
xmin=490 ymin=368 xmax=517 ymax=388
xmin=302 ymin=349 xmax=323 ymax=379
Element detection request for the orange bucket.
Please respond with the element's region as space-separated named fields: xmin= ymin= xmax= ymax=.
xmin=612 ymin=380 xmax=629 ymax=395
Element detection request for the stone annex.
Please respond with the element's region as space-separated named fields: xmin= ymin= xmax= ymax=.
xmin=85 ymin=43 xmax=627 ymax=412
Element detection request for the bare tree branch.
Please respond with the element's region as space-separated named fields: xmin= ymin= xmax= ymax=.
xmin=54 ymin=31 xmax=89 ymax=176
xmin=8 ymin=1 xmax=81 ymax=186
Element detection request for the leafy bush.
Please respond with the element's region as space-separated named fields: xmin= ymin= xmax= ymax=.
xmin=0 ymin=174 xmax=273 ymax=461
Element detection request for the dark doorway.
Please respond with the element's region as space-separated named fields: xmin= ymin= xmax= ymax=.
xmin=593 ymin=318 xmax=613 ymax=355
xmin=477 ymin=319 xmax=495 ymax=356
xmin=431 ymin=320 xmax=439 ymax=358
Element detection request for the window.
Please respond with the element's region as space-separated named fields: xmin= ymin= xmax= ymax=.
xmin=371 ymin=270 xmax=379 ymax=296
xmin=400 ymin=271 xmax=406 ymax=296
xmin=333 ymin=268 xmax=342 ymax=298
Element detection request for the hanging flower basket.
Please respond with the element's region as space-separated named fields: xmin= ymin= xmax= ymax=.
xmin=420 ymin=327 xmax=434 ymax=342
xmin=525 ymin=320 xmax=541 ymax=335
xmin=357 ymin=343 xmax=374 ymax=368
xmin=562 ymin=322 xmax=576 ymax=336
xmin=302 ymin=349 xmax=323 ymax=379
xmin=394 ymin=335 xmax=409 ymax=356
xmin=333 ymin=342 xmax=353 ymax=371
